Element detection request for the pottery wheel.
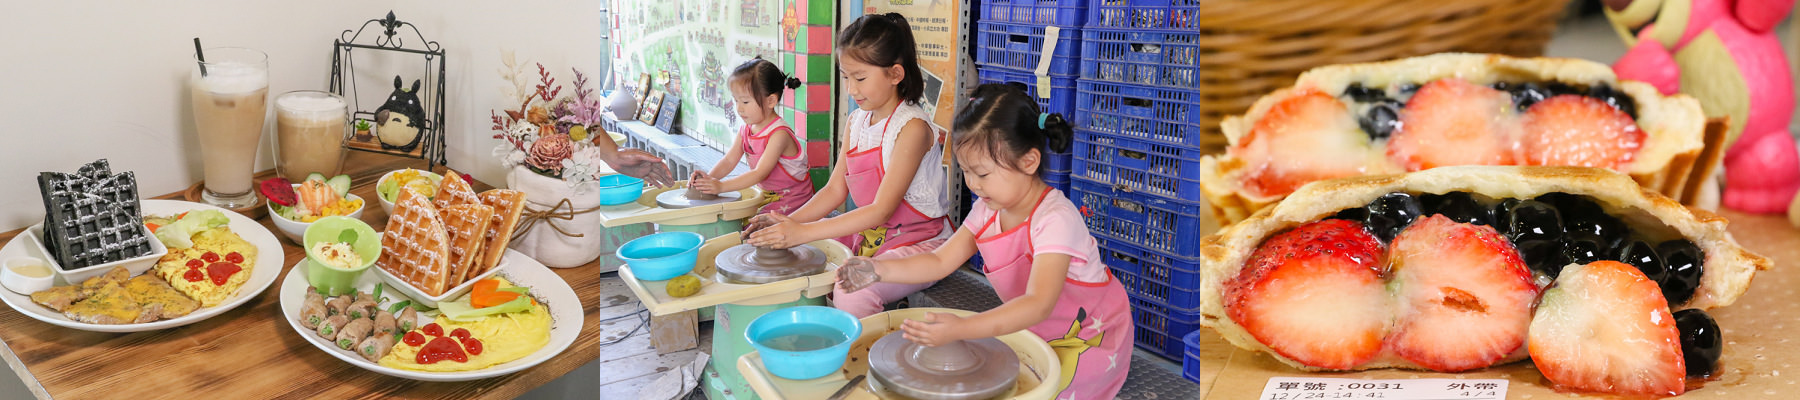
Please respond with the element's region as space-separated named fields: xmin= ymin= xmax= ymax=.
xmin=713 ymin=243 xmax=827 ymax=284
xmin=655 ymin=188 xmax=740 ymax=209
xmin=868 ymin=330 xmax=1019 ymax=400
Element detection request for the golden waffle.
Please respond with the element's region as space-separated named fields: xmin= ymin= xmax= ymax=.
xmin=378 ymin=188 xmax=452 ymax=296
xmin=473 ymin=189 xmax=527 ymax=278
xmin=440 ymin=203 xmax=494 ymax=287
xmin=434 ymin=169 xmax=482 ymax=211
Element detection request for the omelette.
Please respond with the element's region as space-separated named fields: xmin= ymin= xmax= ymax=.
xmin=152 ymin=227 xmax=256 ymax=306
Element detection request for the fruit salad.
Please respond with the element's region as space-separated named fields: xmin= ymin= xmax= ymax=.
xmin=264 ymin=174 xmax=362 ymax=223
xmin=379 ymin=169 xmax=441 ymax=203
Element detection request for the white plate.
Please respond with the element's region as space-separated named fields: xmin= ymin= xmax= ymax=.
xmin=0 ymin=200 xmax=285 ymax=332
xmin=278 ymin=249 xmax=581 ymax=381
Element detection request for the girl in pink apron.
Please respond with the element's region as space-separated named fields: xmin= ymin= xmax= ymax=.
xmin=690 ymin=58 xmax=814 ymax=215
xmin=835 ymin=84 xmax=1133 ymax=399
xmin=744 ymin=13 xmax=953 ymax=317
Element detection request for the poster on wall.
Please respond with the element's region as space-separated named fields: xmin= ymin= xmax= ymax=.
xmin=860 ymin=0 xmax=962 ymax=130
xmin=609 ymin=0 xmax=787 ymax=148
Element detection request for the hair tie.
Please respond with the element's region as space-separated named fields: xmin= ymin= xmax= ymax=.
xmin=1038 ymin=113 xmax=1050 ymax=130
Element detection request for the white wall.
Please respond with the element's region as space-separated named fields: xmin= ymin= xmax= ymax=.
xmin=0 ymin=1 xmax=601 ymax=231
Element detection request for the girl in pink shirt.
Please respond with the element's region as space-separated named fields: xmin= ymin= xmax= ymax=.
xmin=836 ymin=83 xmax=1134 ymax=399
xmin=744 ymin=13 xmax=953 ymax=318
xmin=690 ymin=57 xmax=815 ymax=215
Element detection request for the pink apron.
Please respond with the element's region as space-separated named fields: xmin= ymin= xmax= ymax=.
xmin=840 ymin=105 xmax=948 ymax=257
xmin=973 ymin=188 xmax=1133 ymax=400
xmin=742 ymin=116 xmax=813 ymax=215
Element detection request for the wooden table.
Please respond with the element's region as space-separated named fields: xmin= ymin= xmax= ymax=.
xmin=0 ymin=152 xmax=600 ymax=399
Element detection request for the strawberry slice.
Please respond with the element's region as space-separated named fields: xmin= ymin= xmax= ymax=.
xmin=1519 ymin=95 xmax=1644 ymax=170
xmin=1224 ymin=219 xmax=1388 ymax=369
xmin=1386 ymin=215 xmax=1538 ymax=372
xmin=1231 ymin=89 xmax=1379 ymax=198
xmin=1529 ymin=260 xmax=1685 ymax=396
xmin=1387 ymin=78 xmax=1519 ymax=171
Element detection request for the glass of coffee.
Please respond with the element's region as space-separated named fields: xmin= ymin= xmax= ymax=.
xmin=190 ymin=47 xmax=270 ymax=209
xmin=275 ymin=91 xmax=349 ymax=182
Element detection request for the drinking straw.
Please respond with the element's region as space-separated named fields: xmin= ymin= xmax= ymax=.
xmin=193 ymin=38 xmax=207 ymax=77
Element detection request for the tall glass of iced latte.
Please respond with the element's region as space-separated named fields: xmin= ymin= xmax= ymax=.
xmin=190 ymin=47 xmax=269 ymax=208
xmin=274 ymin=91 xmax=348 ymax=181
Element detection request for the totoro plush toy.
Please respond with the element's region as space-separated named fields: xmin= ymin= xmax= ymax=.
xmin=374 ymin=76 xmax=427 ymax=151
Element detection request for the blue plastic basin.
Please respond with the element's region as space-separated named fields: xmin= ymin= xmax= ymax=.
xmin=597 ymin=174 xmax=645 ymax=206
xmin=617 ymin=231 xmax=703 ymax=281
xmin=745 ymin=306 xmax=862 ymax=380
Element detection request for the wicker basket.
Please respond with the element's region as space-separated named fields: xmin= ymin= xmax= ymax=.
xmin=1198 ymin=0 xmax=1573 ymax=154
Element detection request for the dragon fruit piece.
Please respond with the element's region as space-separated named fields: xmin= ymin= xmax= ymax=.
xmin=260 ymin=177 xmax=298 ymax=206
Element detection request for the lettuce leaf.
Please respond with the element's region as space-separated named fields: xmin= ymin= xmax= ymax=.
xmin=438 ymin=295 xmax=534 ymax=322
xmin=153 ymin=209 xmax=229 ymax=249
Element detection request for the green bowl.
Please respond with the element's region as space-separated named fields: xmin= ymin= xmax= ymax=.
xmin=302 ymin=216 xmax=381 ymax=296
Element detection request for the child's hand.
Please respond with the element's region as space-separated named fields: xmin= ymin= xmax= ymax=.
xmin=745 ymin=213 xmax=803 ymax=248
xmin=689 ymin=171 xmax=722 ymax=194
xmin=901 ymin=312 xmax=965 ymax=347
xmin=836 ymin=257 xmax=880 ymax=293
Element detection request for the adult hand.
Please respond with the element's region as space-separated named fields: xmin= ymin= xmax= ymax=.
xmin=612 ymin=149 xmax=674 ymax=188
xmin=689 ymin=170 xmax=722 ymax=195
xmin=745 ymin=213 xmax=803 ymax=249
xmin=900 ymin=312 xmax=965 ymax=347
xmin=835 ymin=257 xmax=880 ymax=293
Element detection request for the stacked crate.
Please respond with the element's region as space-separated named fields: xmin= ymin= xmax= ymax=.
xmin=974 ymin=0 xmax=1084 ymax=194
xmin=1070 ymin=0 xmax=1201 ymax=361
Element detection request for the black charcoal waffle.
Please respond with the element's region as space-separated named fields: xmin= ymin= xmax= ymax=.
xmin=36 ymin=159 xmax=152 ymax=270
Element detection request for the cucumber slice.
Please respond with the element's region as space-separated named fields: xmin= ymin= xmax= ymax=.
xmin=307 ymin=172 xmax=327 ymax=183
xmin=326 ymin=174 xmax=352 ymax=198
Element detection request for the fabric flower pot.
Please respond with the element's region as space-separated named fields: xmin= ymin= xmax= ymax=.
xmin=507 ymin=165 xmax=602 ymax=268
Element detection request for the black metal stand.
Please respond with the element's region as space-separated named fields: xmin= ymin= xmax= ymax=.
xmin=330 ymin=11 xmax=448 ymax=168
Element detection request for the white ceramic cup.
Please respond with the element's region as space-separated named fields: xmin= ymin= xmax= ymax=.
xmin=1 ymin=257 xmax=55 ymax=295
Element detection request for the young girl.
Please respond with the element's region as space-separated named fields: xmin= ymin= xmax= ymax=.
xmin=836 ymin=83 xmax=1134 ymax=399
xmin=690 ymin=57 xmax=814 ymax=214
xmin=743 ymin=13 xmax=953 ymax=318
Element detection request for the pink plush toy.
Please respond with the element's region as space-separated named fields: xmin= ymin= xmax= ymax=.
xmin=1604 ymin=0 xmax=1800 ymax=213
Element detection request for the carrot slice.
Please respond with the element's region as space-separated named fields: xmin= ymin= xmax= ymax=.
xmin=480 ymin=291 xmax=522 ymax=308
xmin=469 ymin=279 xmax=502 ymax=308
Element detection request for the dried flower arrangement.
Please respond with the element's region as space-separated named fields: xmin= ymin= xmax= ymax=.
xmin=491 ymin=50 xmax=609 ymax=190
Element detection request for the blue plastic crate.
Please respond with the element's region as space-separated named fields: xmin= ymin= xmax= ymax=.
xmin=1092 ymin=232 xmax=1201 ymax=293
xmin=1070 ymin=168 xmax=1203 ymax=257
xmin=1112 ymin=256 xmax=1200 ymax=310
xmin=1071 ymin=131 xmax=1205 ymax=204
xmin=1074 ymin=81 xmax=1203 ymax=148
xmin=1129 ymin=293 xmax=1201 ymax=361
xmin=981 ymin=0 xmax=1085 ymax=26
xmin=1182 ymin=330 xmax=1202 ymax=384
xmin=1088 ymin=0 xmax=1199 ymax=31
xmin=1045 ymin=148 xmax=1072 ymax=173
xmin=976 ymin=22 xmax=1083 ymax=76
xmin=977 ymin=66 xmax=1079 ymax=116
xmin=1044 ymin=169 xmax=1065 ymax=190
xmin=1079 ymin=29 xmax=1199 ymax=90
xmin=1044 ymin=169 xmax=1071 ymax=193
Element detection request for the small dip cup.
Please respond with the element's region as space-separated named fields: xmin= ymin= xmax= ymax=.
xmin=1 ymin=257 xmax=54 ymax=295
xmin=302 ymin=216 xmax=380 ymax=296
